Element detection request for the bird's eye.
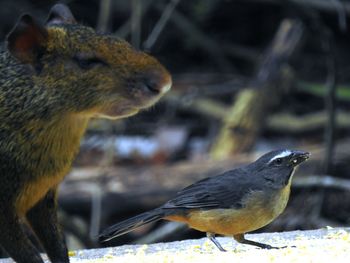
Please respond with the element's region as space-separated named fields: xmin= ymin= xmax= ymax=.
xmin=73 ymin=55 xmax=108 ymax=70
xmin=275 ymin=158 xmax=283 ymax=165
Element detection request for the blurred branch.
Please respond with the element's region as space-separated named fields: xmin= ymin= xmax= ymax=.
xmin=89 ymin=186 xmax=102 ymax=242
xmin=115 ymin=20 xmax=132 ymax=39
xmin=293 ymin=175 xmax=350 ymax=191
xmin=222 ymin=43 xmax=260 ymax=62
xmin=114 ymin=0 xmax=154 ymax=39
xmin=171 ymin=81 xmax=350 ymax=131
xmin=96 ymin=0 xmax=112 ymax=32
xmin=245 ymin=0 xmax=347 ymax=31
xmin=167 ymin=91 xmax=350 ymax=133
xmin=171 ymin=73 xmax=248 ymax=94
xmin=289 ymin=0 xmax=347 ymax=31
xmin=297 ymin=82 xmax=350 ymax=101
xmin=143 ymin=0 xmax=181 ymax=51
xmin=59 ymin=210 xmax=96 ymax=248
xmin=131 ymin=0 xmax=142 ymax=49
xmin=323 ymin=32 xmax=337 ymax=174
xmin=169 ymin=96 xmax=227 ymax=119
xmin=291 ymin=0 xmax=349 ymax=18
xmin=267 ymin=111 xmax=350 ymax=133
xmin=246 ymin=0 xmax=350 ymax=14
xmin=330 ymin=0 xmax=347 ymax=31
xmin=155 ymin=2 xmax=234 ymax=72
xmin=211 ymin=19 xmax=304 ymax=158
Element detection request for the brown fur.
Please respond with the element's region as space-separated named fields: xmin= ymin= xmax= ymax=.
xmin=0 ymin=4 xmax=171 ymax=263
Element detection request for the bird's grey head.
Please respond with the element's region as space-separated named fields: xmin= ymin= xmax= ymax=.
xmin=249 ymin=149 xmax=310 ymax=187
xmin=256 ymin=149 xmax=309 ymax=168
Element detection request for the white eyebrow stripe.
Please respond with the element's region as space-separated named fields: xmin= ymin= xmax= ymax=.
xmin=269 ymin=150 xmax=292 ymax=162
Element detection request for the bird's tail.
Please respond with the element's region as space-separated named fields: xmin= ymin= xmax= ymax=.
xmin=99 ymin=208 xmax=164 ymax=242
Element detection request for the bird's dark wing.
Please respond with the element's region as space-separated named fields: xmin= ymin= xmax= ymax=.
xmin=162 ymin=168 xmax=260 ymax=210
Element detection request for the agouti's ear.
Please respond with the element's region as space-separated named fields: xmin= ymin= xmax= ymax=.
xmin=46 ymin=4 xmax=76 ymax=25
xmin=6 ymin=14 xmax=48 ymax=65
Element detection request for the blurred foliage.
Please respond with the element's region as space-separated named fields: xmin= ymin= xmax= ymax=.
xmin=298 ymin=82 xmax=350 ymax=101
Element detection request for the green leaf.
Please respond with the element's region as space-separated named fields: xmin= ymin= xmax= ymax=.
xmin=297 ymin=81 xmax=350 ymax=101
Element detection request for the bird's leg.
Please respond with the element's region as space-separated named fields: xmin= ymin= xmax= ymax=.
xmin=206 ymin=232 xmax=226 ymax=252
xmin=233 ymin=233 xmax=284 ymax=249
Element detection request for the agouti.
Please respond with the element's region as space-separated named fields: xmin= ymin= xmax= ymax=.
xmin=0 ymin=4 xmax=171 ymax=263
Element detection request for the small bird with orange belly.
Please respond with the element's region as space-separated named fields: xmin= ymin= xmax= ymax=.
xmin=99 ymin=149 xmax=310 ymax=251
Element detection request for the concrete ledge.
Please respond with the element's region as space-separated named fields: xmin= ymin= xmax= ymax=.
xmin=1 ymin=228 xmax=349 ymax=262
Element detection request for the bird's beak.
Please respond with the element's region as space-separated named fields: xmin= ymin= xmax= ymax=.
xmin=290 ymin=151 xmax=310 ymax=166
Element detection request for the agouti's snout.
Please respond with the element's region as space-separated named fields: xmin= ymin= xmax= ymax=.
xmin=140 ymin=68 xmax=172 ymax=96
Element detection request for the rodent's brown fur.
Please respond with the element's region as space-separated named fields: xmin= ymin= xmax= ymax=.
xmin=0 ymin=4 xmax=171 ymax=263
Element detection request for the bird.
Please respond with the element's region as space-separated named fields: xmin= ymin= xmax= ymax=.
xmin=99 ymin=149 xmax=310 ymax=251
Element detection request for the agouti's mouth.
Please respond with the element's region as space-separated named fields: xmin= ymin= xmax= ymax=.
xmin=95 ymin=103 xmax=139 ymax=120
xmin=95 ymin=109 xmax=139 ymax=120
xmin=95 ymin=70 xmax=171 ymax=120
xmin=143 ymin=82 xmax=160 ymax=94
xmin=160 ymin=82 xmax=172 ymax=94
xmin=138 ymin=69 xmax=172 ymax=96
xmin=146 ymin=81 xmax=171 ymax=94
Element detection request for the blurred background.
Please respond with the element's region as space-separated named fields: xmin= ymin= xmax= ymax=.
xmin=1 ymin=0 xmax=350 ymax=253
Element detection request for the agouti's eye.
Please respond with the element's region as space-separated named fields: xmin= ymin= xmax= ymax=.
xmin=73 ymin=55 xmax=108 ymax=70
xmin=275 ymin=158 xmax=283 ymax=165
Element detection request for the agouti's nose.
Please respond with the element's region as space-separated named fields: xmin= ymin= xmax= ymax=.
xmin=143 ymin=68 xmax=172 ymax=95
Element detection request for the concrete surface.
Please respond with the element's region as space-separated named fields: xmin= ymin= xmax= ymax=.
xmin=1 ymin=228 xmax=350 ymax=262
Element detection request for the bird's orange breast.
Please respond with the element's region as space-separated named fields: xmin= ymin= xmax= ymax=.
xmin=165 ymin=182 xmax=292 ymax=236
